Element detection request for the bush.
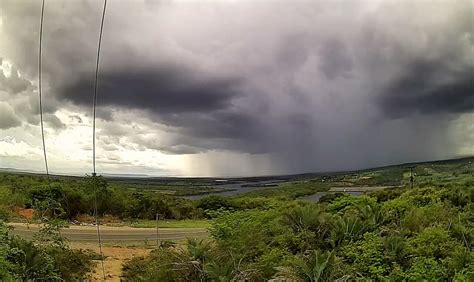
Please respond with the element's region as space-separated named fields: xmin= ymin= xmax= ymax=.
xmin=0 ymin=221 xmax=93 ymax=280
xmin=341 ymin=232 xmax=387 ymax=279
xmin=409 ymin=227 xmax=459 ymax=259
xmin=406 ymin=257 xmax=447 ymax=281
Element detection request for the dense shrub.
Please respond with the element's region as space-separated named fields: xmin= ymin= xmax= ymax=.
xmin=0 ymin=221 xmax=93 ymax=280
xmin=1 ymin=174 xmax=204 ymax=221
xmin=124 ymin=185 xmax=474 ymax=281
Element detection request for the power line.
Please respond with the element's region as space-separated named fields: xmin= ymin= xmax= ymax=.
xmin=38 ymin=0 xmax=56 ymax=216
xmin=92 ymin=0 xmax=108 ymax=280
xmin=38 ymin=0 xmax=66 ymax=246
xmin=38 ymin=0 xmax=50 ymax=185
xmin=93 ymin=0 xmax=108 ymax=175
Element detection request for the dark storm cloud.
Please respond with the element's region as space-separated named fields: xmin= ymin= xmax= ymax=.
xmin=59 ymin=65 xmax=240 ymax=114
xmin=379 ymin=60 xmax=474 ymax=118
xmin=2 ymin=0 xmax=473 ymax=175
xmin=58 ymin=64 xmax=276 ymax=154
xmin=115 ymin=108 xmax=271 ymax=155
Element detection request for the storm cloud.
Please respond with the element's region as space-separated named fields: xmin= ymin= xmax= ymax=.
xmin=379 ymin=60 xmax=474 ymax=117
xmin=1 ymin=0 xmax=473 ymax=175
xmin=60 ymin=65 xmax=240 ymax=114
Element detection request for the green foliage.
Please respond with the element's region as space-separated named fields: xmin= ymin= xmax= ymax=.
xmin=123 ymin=238 xmax=222 ymax=281
xmin=210 ymin=209 xmax=287 ymax=261
xmin=326 ymin=194 xmax=377 ymax=215
xmin=0 ymin=206 xmax=10 ymax=221
xmin=341 ymin=232 xmax=388 ymax=279
xmin=125 ymin=177 xmax=472 ymax=280
xmin=2 ymin=158 xmax=473 ymax=280
xmin=196 ymin=195 xmax=234 ymax=211
xmin=406 ymin=257 xmax=447 ymax=281
xmin=383 ymin=235 xmax=408 ymax=266
xmin=402 ymin=203 xmax=454 ymax=233
xmin=275 ymin=250 xmax=334 ymax=282
xmin=0 ymin=223 xmax=15 ymax=280
xmin=241 ymin=181 xmax=329 ymax=199
xmin=0 ymin=172 xmax=205 ymax=221
xmin=409 ymin=227 xmax=459 ymax=259
xmin=7 ymin=237 xmax=60 ymax=280
xmin=0 ymin=221 xmax=93 ymax=280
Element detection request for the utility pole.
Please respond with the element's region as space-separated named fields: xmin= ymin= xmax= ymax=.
xmin=155 ymin=213 xmax=160 ymax=247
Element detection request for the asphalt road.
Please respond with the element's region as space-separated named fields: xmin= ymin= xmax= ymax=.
xmin=9 ymin=223 xmax=209 ymax=241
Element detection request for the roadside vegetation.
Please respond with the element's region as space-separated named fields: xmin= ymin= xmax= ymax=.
xmin=0 ymin=221 xmax=95 ymax=280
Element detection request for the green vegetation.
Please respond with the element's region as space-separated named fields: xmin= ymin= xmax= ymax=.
xmin=123 ymin=185 xmax=473 ymax=281
xmin=0 ymin=221 xmax=95 ymax=280
xmin=0 ymin=157 xmax=472 ymax=280
xmin=0 ymin=173 xmax=204 ymax=221
xmin=122 ymin=158 xmax=473 ymax=281
xmin=106 ymin=177 xmax=231 ymax=196
xmin=124 ymin=219 xmax=210 ymax=229
xmin=239 ymin=181 xmax=330 ymax=199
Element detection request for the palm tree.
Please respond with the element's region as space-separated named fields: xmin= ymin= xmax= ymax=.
xmin=204 ymin=259 xmax=236 ymax=282
xmin=204 ymin=252 xmax=258 ymax=282
xmin=282 ymin=205 xmax=322 ymax=233
xmin=359 ymin=204 xmax=385 ymax=227
xmin=275 ymin=250 xmax=333 ymax=282
xmin=329 ymin=216 xmax=365 ymax=248
xmin=383 ymin=236 xmax=408 ymax=265
xmin=282 ymin=205 xmax=333 ymax=251
xmin=170 ymin=238 xmax=213 ymax=281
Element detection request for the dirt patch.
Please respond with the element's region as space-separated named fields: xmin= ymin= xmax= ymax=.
xmin=76 ymin=214 xmax=123 ymax=224
xmin=13 ymin=208 xmax=34 ymax=220
xmin=69 ymin=242 xmax=151 ymax=281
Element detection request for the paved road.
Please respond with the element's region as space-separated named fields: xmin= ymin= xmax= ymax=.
xmin=9 ymin=223 xmax=209 ymax=241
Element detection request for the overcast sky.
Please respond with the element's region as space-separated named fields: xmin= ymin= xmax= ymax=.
xmin=0 ymin=0 xmax=473 ymax=176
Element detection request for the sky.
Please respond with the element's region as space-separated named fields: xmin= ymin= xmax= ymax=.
xmin=0 ymin=0 xmax=473 ymax=177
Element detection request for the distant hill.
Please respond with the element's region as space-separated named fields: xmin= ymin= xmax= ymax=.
xmin=1 ymin=155 xmax=472 ymax=181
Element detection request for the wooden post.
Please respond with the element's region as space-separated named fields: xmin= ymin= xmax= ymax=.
xmin=156 ymin=213 xmax=159 ymax=247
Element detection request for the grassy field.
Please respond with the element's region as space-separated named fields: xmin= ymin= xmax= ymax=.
xmin=119 ymin=219 xmax=210 ymax=229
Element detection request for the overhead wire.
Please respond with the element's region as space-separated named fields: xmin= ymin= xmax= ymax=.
xmin=38 ymin=0 xmax=108 ymax=278
xmin=38 ymin=0 xmax=60 ymax=225
xmin=38 ymin=0 xmax=50 ymax=188
xmin=92 ymin=0 xmax=108 ymax=280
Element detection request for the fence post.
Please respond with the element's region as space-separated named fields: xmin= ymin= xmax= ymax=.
xmin=156 ymin=213 xmax=159 ymax=247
